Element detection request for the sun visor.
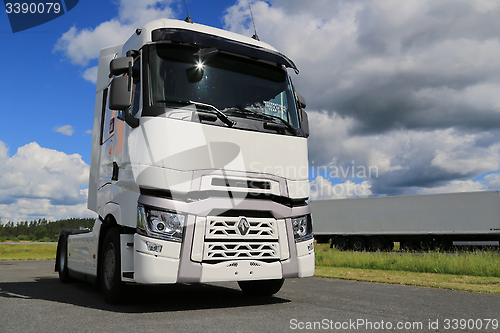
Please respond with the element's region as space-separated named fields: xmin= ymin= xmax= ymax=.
xmin=151 ymin=28 xmax=299 ymax=74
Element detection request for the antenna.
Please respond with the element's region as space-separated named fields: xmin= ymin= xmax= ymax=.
xmin=248 ymin=2 xmax=260 ymax=41
xmin=184 ymin=0 xmax=193 ymax=23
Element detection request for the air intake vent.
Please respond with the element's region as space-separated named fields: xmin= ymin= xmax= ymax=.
xmin=206 ymin=217 xmax=277 ymax=239
xmin=211 ymin=178 xmax=271 ymax=190
xmin=204 ymin=242 xmax=279 ymax=261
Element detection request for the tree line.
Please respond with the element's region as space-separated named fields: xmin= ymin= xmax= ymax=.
xmin=0 ymin=217 xmax=95 ymax=242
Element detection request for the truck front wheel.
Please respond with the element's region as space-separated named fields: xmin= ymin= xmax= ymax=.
xmin=238 ymin=278 xmax=284 ymax=296
xmin=57 ymin=234 xmax=73 ymax=283
xmin=100 ymin=228 xmax=125 ymax=304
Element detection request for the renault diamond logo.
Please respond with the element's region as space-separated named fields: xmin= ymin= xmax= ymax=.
xmin=238 ymin=218 xmax=250 ymax=235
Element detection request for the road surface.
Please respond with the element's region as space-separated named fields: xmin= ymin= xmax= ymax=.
xmin=0 ymin=260 xmax=499 ymax=332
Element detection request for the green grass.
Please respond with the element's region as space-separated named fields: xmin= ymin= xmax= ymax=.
xmin=314 ymin=244 xmax=500 ymax=294
xmin=315 ymin=266 xmax=500 ymax=294
xmin=315 ymin=244 xmax=500 ymax=277
xmin=0 ymin=243 xmax=57 ymax=260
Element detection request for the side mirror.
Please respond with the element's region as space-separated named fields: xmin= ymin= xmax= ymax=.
xmin=109 ymin=76 xmax=139 ymax=128
xmin=110 ymin=57 xmax=133 ymax=76
xmin=109 ymin=76 xmax=132 ymax=110
xmin=300 ymin=108 xmax=309 ymax=138
xmin=296 ymin=93 xmax=306 ymax=109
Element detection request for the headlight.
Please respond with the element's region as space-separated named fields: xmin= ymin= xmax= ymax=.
xmin=291 ymin=215 xmax=313 ymax=242
xmin=137 ymin=205 xmax=185 ymax=242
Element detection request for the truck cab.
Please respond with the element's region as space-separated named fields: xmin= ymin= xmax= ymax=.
xmin=56 ymin=18 xmax=314 ymax=303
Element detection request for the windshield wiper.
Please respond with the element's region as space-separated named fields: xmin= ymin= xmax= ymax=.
xmin=189 ymin=101 xmax=235 ymax=127
xmin=155 ymin=99 xmax=192 ymax=106
xmin=230 ymin=106 xmax=299 ymax=135
xmin=155 ymin=99 xmax=235 ymax=127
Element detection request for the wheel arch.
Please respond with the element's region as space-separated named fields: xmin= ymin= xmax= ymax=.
xmin=96 ymin=214 xmax=121 ymax=286
xmin=55 ymin=230 xmax=73 ymax=272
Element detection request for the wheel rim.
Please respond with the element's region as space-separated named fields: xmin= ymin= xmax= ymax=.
xmin=419 ymin=241 xmax=430 ymax=251
xmin=103 ymin=244 xmax=115 ymax=290
xmin=402 ymin=241 xmax=413 ymax=251
xmin=352 ymin=239 xmax=364 ymax=251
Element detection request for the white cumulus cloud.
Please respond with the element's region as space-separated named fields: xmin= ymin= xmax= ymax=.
xmin=0 ymin=141 xmax=93 ymax=223
xmin=54 ymin=0 xmax=177 ymax=77
xmin=53 ymin=125 xmax=74 ymax=136
xmin=83 ymin=66 xmax=98 ymax=84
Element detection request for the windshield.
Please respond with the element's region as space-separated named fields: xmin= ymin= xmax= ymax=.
xmin=148 ymin=44 xmax=299 ymax=128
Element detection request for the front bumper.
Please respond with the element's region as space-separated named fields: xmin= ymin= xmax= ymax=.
xmin=131 ymin=231 xmax=314 ymax=284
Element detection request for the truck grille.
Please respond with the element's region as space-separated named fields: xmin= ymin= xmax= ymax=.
xmin=206 ymin=217 xmax=277 ymax=239
xmin=203 ymin=216 xmax=280 ymax=261
xmin=204 ymin=242 xmax=279 ymax=260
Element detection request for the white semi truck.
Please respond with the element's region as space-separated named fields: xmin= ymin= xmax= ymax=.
xmin=311 ymin=191 xmax=500 ymax=251
xmin=55 ymin=18 xmax=314 ymax=303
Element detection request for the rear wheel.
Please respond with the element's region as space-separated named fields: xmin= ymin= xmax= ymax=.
xmin=238 ymin=279 xmax=284 ymax=296
xmin=100 ymin=228 xmax=125 ymax=304
xmin=401 ymin=240 xmax=414 ymax=251
xmin=435 ymin=239 xmax=452 ymax=252
xmin=369 ymin=237 xmax=385 ymax=252
xmin=417 ymin=240 xmax=432 ymax=251
xmin=57 ymin=234 xmax=73 ymax=283
xmin=350 ymin=237 xmax=366 ymax=251
xmin=332 ymin=237 xmax=348 ymax=251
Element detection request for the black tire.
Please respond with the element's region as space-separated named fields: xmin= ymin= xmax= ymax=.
xmin=435 ymin=239 xmax=452 ymax=252
xmin=350 ymin=237 xmax=365 ymax=251
xmin=333 ymin=237 xmax=348 ymax=251
xmin=401 ymin=240 xmax=414 ymax=251
xmin=417 ymin=240 xmax=432 ymax=251
xmin=100 ymin=228 xmax=125 ymax=304
xmin=57 ymin=234 xmax=73 ymax=283
xmin=238 ymin=279 xmax=284 ymax=296
xmin=369 ymin=237 xmax=385 ymax=252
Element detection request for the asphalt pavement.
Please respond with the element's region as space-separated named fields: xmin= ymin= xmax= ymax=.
xmin=0 ymin=260 xmax=499 ymax=332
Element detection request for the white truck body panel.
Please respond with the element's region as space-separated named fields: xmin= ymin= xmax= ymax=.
xmin=311 ymin=191 xmax=500 ymax=236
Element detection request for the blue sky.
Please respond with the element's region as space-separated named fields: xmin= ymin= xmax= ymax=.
xmin=2 ymin=0 xmax=500 ymax=222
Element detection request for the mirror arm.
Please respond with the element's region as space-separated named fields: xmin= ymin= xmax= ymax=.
xmin=124 ymin=111 xmax=139 ymax=128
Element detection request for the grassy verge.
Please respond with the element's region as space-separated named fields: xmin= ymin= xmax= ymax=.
xmin=314 ymin=244 xmax=500 ymax=294
xmin=0 ymin=243 xmax=57 ymax=260
xmin=315 ymin=266 xmax=500 ymax=294
xmin=315 ymin=244 xmax=500 ymax=277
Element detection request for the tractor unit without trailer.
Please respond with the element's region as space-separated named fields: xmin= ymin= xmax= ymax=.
xmin=312 ymin=191 xmax=500 ymax=251
xmin=55 ymin=19 xmax=314 ymax=303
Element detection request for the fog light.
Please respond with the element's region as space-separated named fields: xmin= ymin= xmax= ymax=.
xmin=146 ymin=241 xmax=162 ymax=253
